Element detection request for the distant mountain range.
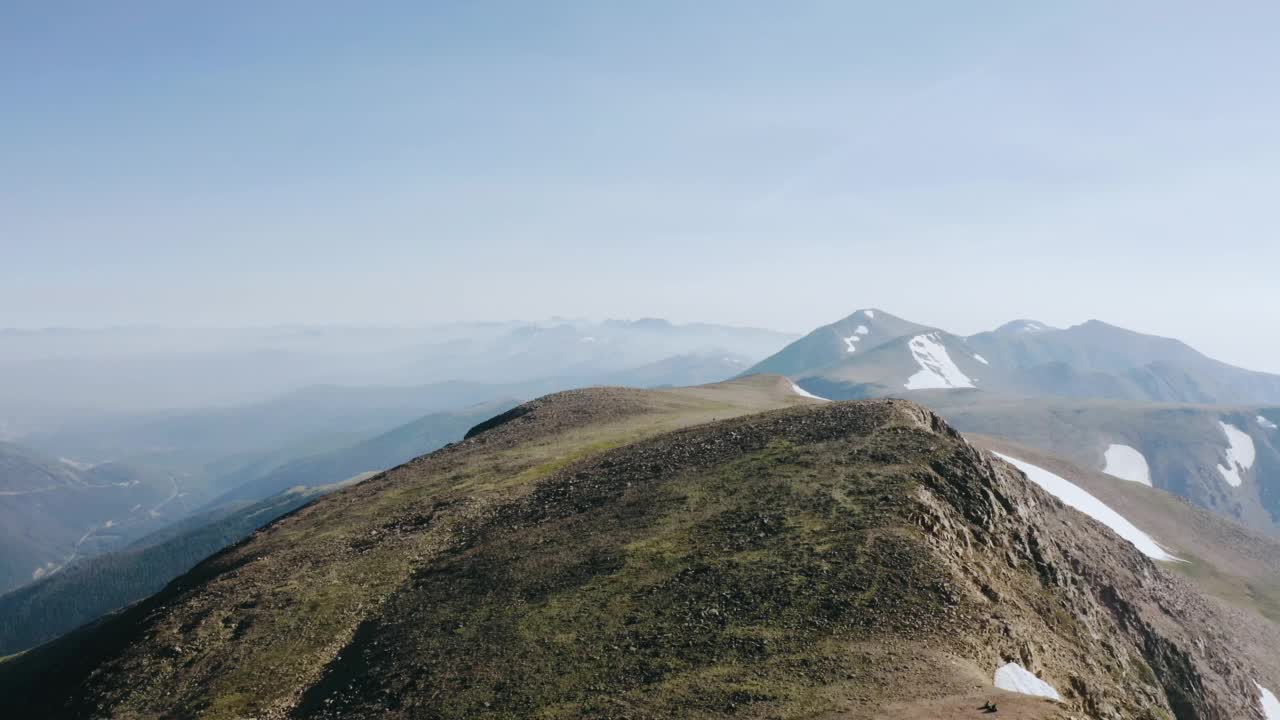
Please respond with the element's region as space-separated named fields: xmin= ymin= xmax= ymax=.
xmin=750 ymin=308 xmax=1280 ymax=535
xmin=0 ymin=319 xmax=795 ymax=435
xmin=749 ymin=308 xmax=1280 ymax=405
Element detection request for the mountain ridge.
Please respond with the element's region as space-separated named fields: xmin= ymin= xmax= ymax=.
xmin=1 ymin=378 xmax=1275 ymax=719
xmin=748 ymin=310 xmax=1280 ymax=405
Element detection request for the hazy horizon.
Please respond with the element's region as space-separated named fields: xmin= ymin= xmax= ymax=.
xmin=6 ymin=2 xmax=1280 ymax=371
xmin=4 ymin=309 xmax=1279 ymax=378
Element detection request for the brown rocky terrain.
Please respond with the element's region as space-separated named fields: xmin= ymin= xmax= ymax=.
xmin=968 ymin=434 xmax=1280 ymax=695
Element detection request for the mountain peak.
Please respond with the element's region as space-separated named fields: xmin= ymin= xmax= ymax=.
xmin=1074 ymin=318 xmax=1124 ymax=331
xmin=1062 ymin=318 xmax=1203 ymax=349
xmin=742 ymin=309 xmax=933 ymax=379
xmin=993 ymin=319 xmax=1056 ymax=335
xmin=836 ymin=307 xmax=900 ymax=324
xmin=601 ymin=317 xmax=676 ymax=331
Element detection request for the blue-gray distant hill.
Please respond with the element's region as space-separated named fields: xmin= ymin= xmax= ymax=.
xmin=208 ymin=399 xmax=520 ymax=507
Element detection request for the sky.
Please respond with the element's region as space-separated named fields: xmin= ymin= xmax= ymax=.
xmin=4 ymin=1 xmax=1280 ymax=371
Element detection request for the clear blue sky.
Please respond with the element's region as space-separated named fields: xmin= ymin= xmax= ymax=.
xmin=4 ymin=1 xmax=1279 ymax=370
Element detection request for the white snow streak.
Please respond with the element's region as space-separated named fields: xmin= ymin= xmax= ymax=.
xmin=842 ymin=325 xmax=870 ymax=352
xmin=1217 ymin=422 xmax=1256 ymax=488
xmin=863 ymin=310 xmax=875 ymax=318
xmin=1103 ymin=444 xmax=1152 ymax=486
xmin=973 ymin=354 xmax=989 ymax=365
xmin=1259 ymin=415 xmax=1278 ymax=430
xmin=789 ymin=381 xmax=829 ymax=402
xmin=1258 ymin=683 xmax=1280 ymax=720
xmin=995 ymin=453 xmax=1181 ymax=562
xmin=904 ymin=334 xmax=974 ymax=390
xmin=993 ymin=663 xmax=1060 ymax=701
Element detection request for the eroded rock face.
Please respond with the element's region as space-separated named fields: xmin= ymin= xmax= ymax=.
xmin=0 ymin=395 xmax=1271 ymax=719
xmin=907 ymin=425 xmax=1260 ymax=720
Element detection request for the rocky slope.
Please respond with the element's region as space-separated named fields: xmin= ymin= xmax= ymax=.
xmin=967 ymin=435 xmax=1280 ymax=687
xmin=1 ymin=378 xmax=1274 ymax=719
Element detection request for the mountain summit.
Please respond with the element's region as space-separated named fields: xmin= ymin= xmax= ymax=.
xmin=1 ymin=377 xmax=1274 ymax=719
xmin=991 ymin=319 xmax=1058 ymax=335
xmin=743 ymin=309 xmax=932 ymax=379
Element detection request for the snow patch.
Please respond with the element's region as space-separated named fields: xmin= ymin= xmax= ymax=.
xmin=842 ymin=335 xmax=861 ymax=353
xmin=1258 ymin=683 xmax=1280 ymax=720
xmin=1103 ymin=444 xmax=1152 ymax=486
xmin=1217 ymin=421 xmax=1256 ymax=488
xmin=904 ymin=334 xmax=974 ymax=390
xmin=995 ymin=453 xmax=1181 ymax=562
xmin=789 ymin=381 xmax=829 ymax=402
xmin=863 ymin=310 xmax=875 ymax=318
xmin=973 ymin=354 xmax=989 ymax=365
xmin=993 ymin=663 xmax=1060 ymax=701
xmin=1259 ymin=415 xmax=1278 ymax=430
xmin=854 ymin=325 xmax=869 ymax=335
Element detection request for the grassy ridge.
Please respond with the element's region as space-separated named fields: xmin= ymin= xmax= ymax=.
xmin=0 ymin=377 xmax=819 ymax=719
xmin=0 ymin=378 xmax=1267 ymax=719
